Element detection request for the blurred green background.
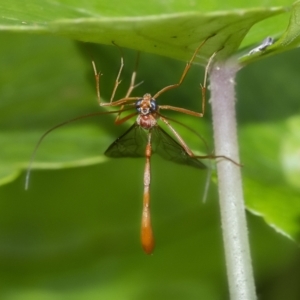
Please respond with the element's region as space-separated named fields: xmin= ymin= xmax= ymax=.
xmin=1 ymin=31 xmax=300 ymax=300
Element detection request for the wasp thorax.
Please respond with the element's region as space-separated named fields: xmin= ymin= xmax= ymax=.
xmin=135 ymin=94 xmax=158 ymax=129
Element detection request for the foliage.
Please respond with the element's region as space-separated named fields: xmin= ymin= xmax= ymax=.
xmin=1 ymin=1 xmax=300 ymax=299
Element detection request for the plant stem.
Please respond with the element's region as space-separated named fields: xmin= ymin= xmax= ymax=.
xmin=209 ymin=60 xmax=257 ymax=300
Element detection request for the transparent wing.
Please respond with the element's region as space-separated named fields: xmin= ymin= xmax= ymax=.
xmin=105 ymin=123 xmax=206 ymax=169
xmin=151 ymin=126 xmax=207 ymax=169
xmin=105 ymin=123 xmax=147 ymax=158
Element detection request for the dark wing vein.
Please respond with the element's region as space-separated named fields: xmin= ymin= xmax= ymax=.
xmin=151 ymin=126 xmax=207 ymax=169
xmin=105 ymin=123 xmax=147 ymax=158
xmin=105 ymin=123 xmax=207 ymax=169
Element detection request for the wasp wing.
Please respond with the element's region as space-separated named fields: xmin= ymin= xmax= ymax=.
xmin=105 ymin=123 xmax=147 ymax=158
xmin=151 ymin=126 xmax=207 ymax=169
xmin=105 ymin=123 xmax=206 ymax=169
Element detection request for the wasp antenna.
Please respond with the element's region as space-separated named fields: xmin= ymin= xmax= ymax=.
xmin=25 ymin=108 xmax=133 ymax=190
xmin=25 ymin=119 xmax=77 ymax=190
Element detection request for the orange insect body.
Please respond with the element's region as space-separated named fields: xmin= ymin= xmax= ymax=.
xmin=141 ymin=141 xmax=154 ymax=254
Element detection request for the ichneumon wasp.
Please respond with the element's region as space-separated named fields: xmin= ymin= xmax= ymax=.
xmin=26 ymin=36 xmax=237 ymax=254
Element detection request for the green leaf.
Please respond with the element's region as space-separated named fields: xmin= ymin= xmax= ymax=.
xmin=0 ymin=33 xmax=110 ymax=185
xmin=237 ymin=48 xmax=300 ymax=245
xmin=0 ymin=161 xmax=296 ymax=299
xmin=279 ymin=0 xmax=300 ymax=48
xmin=241 ymin=122 xmax=300 ymax=241
xmin=0 ymin=1 xmax=290 ymax=62
xmin=1 ymin=2 xmax=300 ymax=298
xmin=281 ymin=116 xmax=300 ymax=191
xmin=240 ymin=1 xmax=300 ymax=64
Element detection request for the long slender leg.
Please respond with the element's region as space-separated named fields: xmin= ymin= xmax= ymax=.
xmin=92 ymin=61 xmax=102 ymax=105
xmin=110 ymin=42 xmax=124 ymax=103
xmin=91 ymin=55 xmax=123 ymax=106
xmin=114 ymin=111 xmax=138 ymax=125
xmin=141 ymin=131 xmax=155 ymax=254
xmin=156 ymin=49 xmax=219 ymax=118
xmin=100 ymin=97 xmax=138 ymax=107
xmin=160 ymin=116 xmax=241 ymax=166
xmin=91 ymin=43 xmax=125 ymax=106
xmin=125 ymin=52 xmax=141 ymax=98
xmin=200 ymin=49 xmax=219 ymax=115
xmin=153 ymin=35 xmax=215 ymax=99
xmin=115 ymin=52 xmax=141 ymax=124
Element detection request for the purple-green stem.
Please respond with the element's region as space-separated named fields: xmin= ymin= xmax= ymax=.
xmin=209 ymin=60 xmax=257 ymax=300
